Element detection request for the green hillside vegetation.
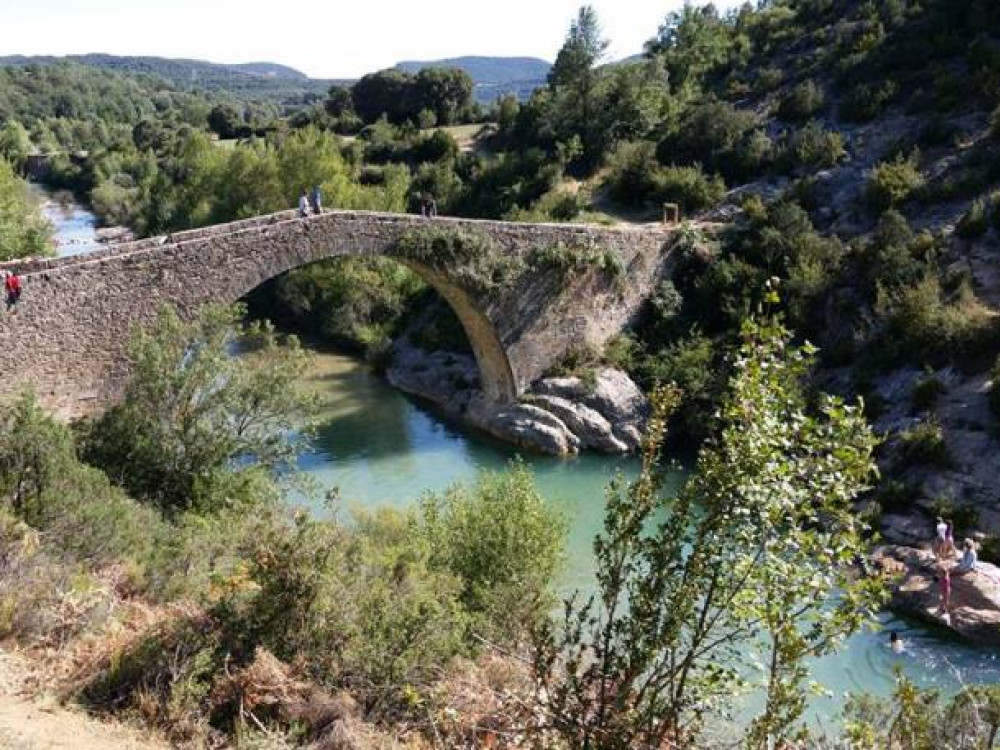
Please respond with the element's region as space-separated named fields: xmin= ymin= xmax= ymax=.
xmin=0 ymin=54 xmax=334 ymax=108
xmin=396 ymin=56 xmax=551 ymax=84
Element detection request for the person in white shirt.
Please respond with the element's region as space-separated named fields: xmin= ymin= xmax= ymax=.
xmin=933 ymin=517 xmax=948 ymax=558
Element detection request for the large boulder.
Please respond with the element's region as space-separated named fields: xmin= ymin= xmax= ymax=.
xmin=533 ymin=368 xmax=649 ymax=451
xmin=872 ymin=545 xmax=1000 ymax=646
xmin=467 ymin=399 xmax=581 ymax=456
xmin=531 ymin=394 xmax=629 ymax=453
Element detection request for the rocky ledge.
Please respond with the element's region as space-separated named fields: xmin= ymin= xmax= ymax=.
xmin=872 ymin=545 xmax=1000 ymax=646
xmin=387 ymin=342 xmax=648 ymax=455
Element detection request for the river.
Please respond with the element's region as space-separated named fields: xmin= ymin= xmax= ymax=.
xmin=36 ymin=185 xmax=1000 ymax=724
xmin=295 ymin=351 xmax=1000 ymax=727
xmin=30 ymin=183 xmax=100 ymax=257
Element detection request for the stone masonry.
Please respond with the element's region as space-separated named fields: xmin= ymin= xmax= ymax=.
xmin=0 ymin=209 xmax=678 ymax=417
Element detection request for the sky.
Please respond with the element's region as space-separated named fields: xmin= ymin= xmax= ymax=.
xmin=0 ymin=0 xmax=720 ymax=79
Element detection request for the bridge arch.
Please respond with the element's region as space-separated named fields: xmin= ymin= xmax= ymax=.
xmin=237 ymin=253 xmax=518 ymax=403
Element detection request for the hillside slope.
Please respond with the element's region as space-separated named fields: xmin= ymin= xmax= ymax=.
xmin=630 ymin=0 xmax=1000 ymax=546
xmin=396 ymin=55 xmax=551 ymax=102
xmin=0 ymin=54 xmax=337 ymax=104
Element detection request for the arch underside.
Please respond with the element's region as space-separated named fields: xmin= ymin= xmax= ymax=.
xmin=231 ymin=251 xmax=519 ymax=405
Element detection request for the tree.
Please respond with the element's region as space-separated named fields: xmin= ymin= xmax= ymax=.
xmin=534 ymin=314 xmax=882 ymax=749
xmin=351 ymin=69 xmax=414 ymax=124
xmin=647 ymin=2 xmax=735 ymax=96
xmin=548 ymin=6 xmax=609 ymax=163
xmin=324 ymin=85 xmax=355 ymax=118
xmin=0 ymin=158 xmax=51 ymax=261
xmin=0 ymin=121 xmax=33 ymax=173
xmin=411 ymin=67 xmax=474 ymax=126
xmin=80 ymin=305 xmax=319 ymax=513
xmin=549 ymin=6 xmax=609 ymax=91
xmin=207 ymin=103 xmax=245 ymax=140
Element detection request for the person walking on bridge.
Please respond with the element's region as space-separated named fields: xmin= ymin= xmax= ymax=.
xmin=4 ymin=271 xmax=22 ymax=310
xmin=298 ymin=190 xmax=310 ymax=219
xmin=310 ymin=185 xmax=323 ymax=215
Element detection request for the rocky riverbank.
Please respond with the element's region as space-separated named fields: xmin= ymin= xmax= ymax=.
xmin=387 ymin=340 xmax=648 ymax=455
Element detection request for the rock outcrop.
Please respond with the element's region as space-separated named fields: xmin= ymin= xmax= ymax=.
xmin=872 ymin=545 xmax=1000 ymax=646
xmin=532 ymin=368 xmax=649 ymax=452
xmin=388 ymin=342 xmax=649 ymax=455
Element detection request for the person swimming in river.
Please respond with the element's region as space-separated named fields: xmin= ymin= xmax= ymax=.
xmin=889 ymin=631 xmax=905 ymax=654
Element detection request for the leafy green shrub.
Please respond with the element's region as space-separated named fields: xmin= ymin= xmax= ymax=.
xmin=875 ymin=274 xmax=999 ymax=366
xmin=657 ymin=165 xmax=727 ymax=214
xmin=866 ymin=154 xmax=926 ymax=210
xmin=527 ymin=242 xmax=622 ymax=279
xmin=79 ymin=306 xmax=318 ymax=514
xmin=657 ymin=102 xmax=770 ymax=182
xmin=897 ymin=420 xmax=950 ymax=468
xmin=418 ymin=463 xmax=566 ymax=643
xmin=957 ymin=198 xmax=990 ymax=238
xmin=607 ymin=143 xmax=727 ymax=213
xmin=0 ymin=158 xmax=53 ymax=260
xmin=635 ymin=331 xmax=721 ymax=443
xmin=755 ymin=66 xmax=785 ymax=93
xmin=980 ymin=535 xmax=1000 ymax=565
xmin=840 ymin=80 xmax=897 ymax=122
xmin=783 ymin=121 xmax=846 ymax=170
xmin=863 ymin=210 xmax=929 ymax=294
xmin=605 ymin=141 xmax=663 ymax=206
xmin=778 ymin=80 xmax=825 ymax=122
xmin=391 ymin=226 xmax=524 ymax=294
xmin=911 ymin=374 xmax=946 ymax=411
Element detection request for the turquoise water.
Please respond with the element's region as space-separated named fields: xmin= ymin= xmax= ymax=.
xmin=294 ymin=351 xmax=1000 ymax=721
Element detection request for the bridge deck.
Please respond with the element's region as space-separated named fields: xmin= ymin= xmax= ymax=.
xmin=1 ymin=209 xmax=677 ymax=278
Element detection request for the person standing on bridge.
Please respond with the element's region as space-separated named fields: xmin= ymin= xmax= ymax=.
xmin=420 ymin=194 xmax=438 ymax=218
xmin=298 ymin=190 xmax=310 ymax=219
xmin=310 ymin=185 xmax=323 ymax=215
xmin=4 ymin=271 xmax=22 ymax=310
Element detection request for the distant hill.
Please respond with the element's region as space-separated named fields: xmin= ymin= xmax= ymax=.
xmin=0 ymin=54 xmax=337 ymax=106
xmin=396 ymin=56 xmax=551 ymax=103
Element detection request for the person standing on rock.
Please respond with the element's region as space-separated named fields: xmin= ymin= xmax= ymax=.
xmin=4 ymin=270 xmax=22 ymax=309
xmin=298 ymin=190 xmax=310 ymax=218
xmin=933 ymin=517 xmax=948 ymax=558
xmin=938 ymin=568 xmax=952 ymax=616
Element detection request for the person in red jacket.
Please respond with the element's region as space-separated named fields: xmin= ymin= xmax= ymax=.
xmin=5 ymin=271 xmax=22 ymax=309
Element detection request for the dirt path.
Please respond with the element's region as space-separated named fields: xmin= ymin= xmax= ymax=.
xmin=0 ymin=651 xmax=166 ymax=750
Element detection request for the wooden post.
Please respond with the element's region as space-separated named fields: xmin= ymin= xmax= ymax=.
xmin=662 ymin=202 xmax=680 ymax=225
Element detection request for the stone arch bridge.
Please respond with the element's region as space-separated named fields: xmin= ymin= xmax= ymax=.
xmin=0 ymin=210 xmax=679 ymax=418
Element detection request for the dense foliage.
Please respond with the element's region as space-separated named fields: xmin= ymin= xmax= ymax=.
xmin=0 ymin=157 xmax=51 ymax=259
xmin=535 ymin=318 xmax=883 ymax=748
